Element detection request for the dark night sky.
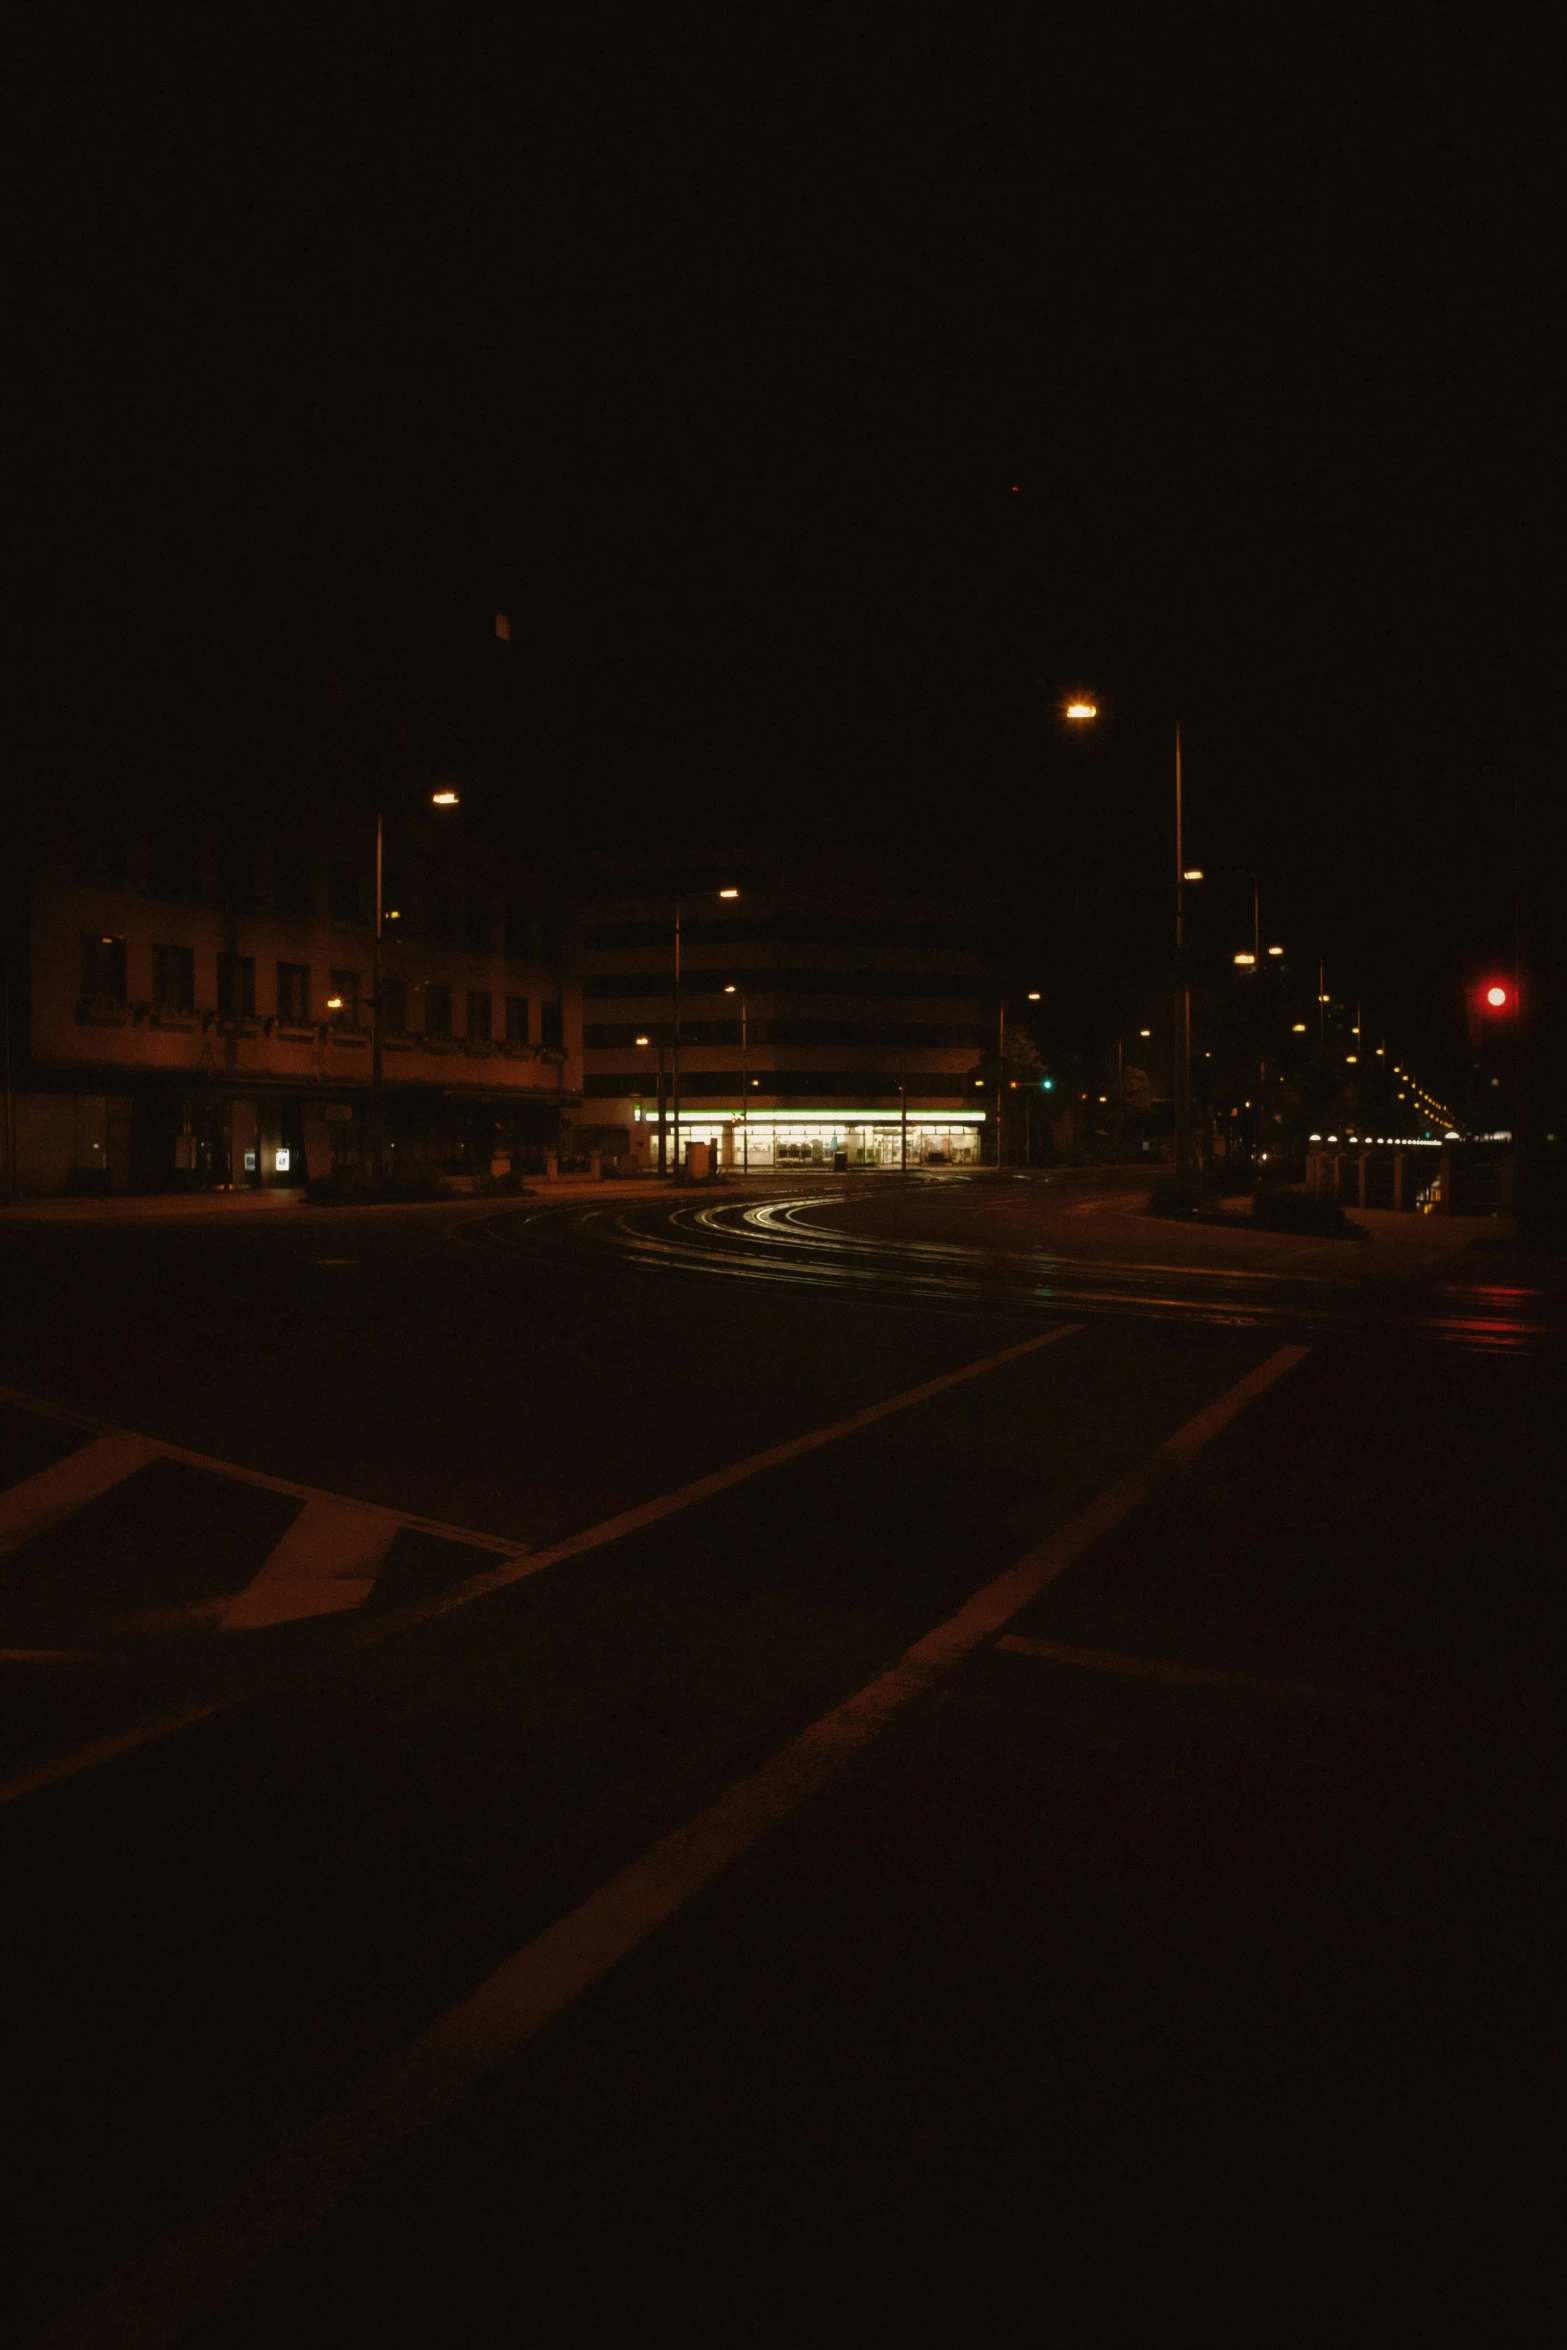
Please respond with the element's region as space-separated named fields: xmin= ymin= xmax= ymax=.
xmin=13 ymin=10 xmax=1564 ymax=1090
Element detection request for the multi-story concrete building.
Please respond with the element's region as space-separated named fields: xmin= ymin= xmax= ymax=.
xmin=576 ymin=841 xmax=1001 ymax=1171
xmin=1 ymin=783 xmax=581 ymax=1194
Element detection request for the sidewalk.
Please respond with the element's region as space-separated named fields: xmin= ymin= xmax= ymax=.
xmin=0 ymin=1177 xmax=692 ymax=1223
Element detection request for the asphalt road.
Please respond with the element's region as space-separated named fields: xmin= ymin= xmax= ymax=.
xmin=0 ymin=1172 xmax=1562 ymax=2345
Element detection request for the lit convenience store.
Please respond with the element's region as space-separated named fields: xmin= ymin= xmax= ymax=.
xmin=629 ymin=1108 xmax=984 ymax=1170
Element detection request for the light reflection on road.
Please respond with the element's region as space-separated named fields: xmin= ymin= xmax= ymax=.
xmin=464 ymin=1181 xmax=1553 ymax=1353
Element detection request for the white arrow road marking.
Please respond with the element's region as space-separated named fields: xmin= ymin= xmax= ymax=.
xmin=221 ymin=1499 xmax=405 ymax=1630
xmin=0 ymin=1435 xmax=162 ymax=1557
xmin=21 ymin=1342 xmax=1309 ymax=2350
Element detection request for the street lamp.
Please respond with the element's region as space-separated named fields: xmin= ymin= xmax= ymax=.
xmin=672 ymin=887 xmax=739 ymax=1179
xmin=632 ymin=1033 xmax=672 ymax=1174
xmin=1061 ymin=697 xmax=1196 ymax=1177
xmin=724 ymin=985 xmax=750 ymax=1171
xmin=370 ymin=788 xmax=459 ymax=1179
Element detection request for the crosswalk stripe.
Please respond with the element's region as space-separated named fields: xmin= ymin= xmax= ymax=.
xmin=0 ymin=1435 xmax=162 ymax=1557
xmin=222 ymin=1500 xmax=404 ymax=1631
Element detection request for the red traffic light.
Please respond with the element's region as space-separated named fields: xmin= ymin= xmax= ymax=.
xmin=1483 ymin=982 xmax=1510 ymax=1010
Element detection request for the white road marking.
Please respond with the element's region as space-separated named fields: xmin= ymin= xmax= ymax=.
xmin=0 ymin=1389 xmax=529 ymax=1558
xmin=222 ymin=1499 xmax=404 ymax=1630
xmin=0 ymin=1328 xmax=1079 ymax=1800
xmin=0 ymin=1435 xmax=161 ymax=1557
xmin=412 ymin=1320 xmax=1083 ymax=1622
xmin=995 ymin=1633 xmax=1384 ymax=1708
xmin=25 ymin=1342 xmax=1307 ymax=2350
xmin=0 ymin=1703 xmax=223 ymax=1808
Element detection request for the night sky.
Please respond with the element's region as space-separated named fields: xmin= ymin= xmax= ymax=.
xmin=14 ymin=13 xmax=1563 ymax=1094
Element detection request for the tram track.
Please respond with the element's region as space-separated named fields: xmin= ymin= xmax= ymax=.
xmin=456 ymin=1179 xmax=1554 ymax=1349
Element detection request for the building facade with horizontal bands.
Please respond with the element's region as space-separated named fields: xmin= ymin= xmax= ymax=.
xmin=574 ymin=841 xmax=1002 ymax=1171
xmin=2 ymin=784 xmax=581 ymax=1194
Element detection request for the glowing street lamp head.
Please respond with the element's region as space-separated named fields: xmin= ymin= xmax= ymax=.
xmin=1291 ymin=1022 xmax=1307 ymax=1033
xmin=718 ymin=887 xmax=740 ymax=899
xmin=431 ymin=790 xmax=459 ymax=806
xmin=1027 ymin=990 xmax=1041 ymax=1002
xmin=634 ymin=1034 xmax=650 ymax=1047
xmin=1485 ymin=983 xmax=1509 ymax=1008
xmin=1267 ymin=944 xmax=1284 ymax=957
xmin=1233 ymin=951 xmax=1256 ymax=967
xmin=723 ymin=985 xmax=736 ymax=995
xmin=1064 ymin=700 xmax=1098 ymax=721
xmin=1183 ymin=868 xmax=1204 ymax=882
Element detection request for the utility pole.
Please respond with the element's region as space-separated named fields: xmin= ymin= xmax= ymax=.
xmin=996 ymin=994 xmax=1006 ymax=1169
xmin=900 ymin=1081 xmax=908 ymax=1173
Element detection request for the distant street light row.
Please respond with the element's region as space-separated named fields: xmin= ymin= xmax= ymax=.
xmin=1061 ymin=692 xmax=1465 ymax=1149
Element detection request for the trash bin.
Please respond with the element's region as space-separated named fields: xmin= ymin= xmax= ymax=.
xmin=833 ymin=1149 xmax=848 ymax=1172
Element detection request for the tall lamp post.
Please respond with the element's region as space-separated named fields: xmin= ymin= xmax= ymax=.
xmin=369 ymin=788 xmax=459 ymax=1179
xmin=1062 ymin=700 xmax=1199 ymax=1179
xmin=723 ymin=985 xmax=749 ymax=1172
xmin=633 ymin=1034 xmax=668 ymax=1174
xmin=671 ymin=886 xmax=739 ymax=1179
xmin=1174 ymin=726 xmax=1194 ymax=1181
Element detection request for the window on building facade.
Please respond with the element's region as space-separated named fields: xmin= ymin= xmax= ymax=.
xmin=148 ymin=823 xmax=198 ymax=900
xmin=426 ymin=878 xmax=455 ymax=943
xmin=277 ymin=846 xmax=315 ymax=922
xmin=540 ymin=998 xmax=563 ymax=1051
xmin=78 ymin=798 xmax=128 ymax=878
xmin=329 ymin=861 xmax=367 ymax=927
xmin=466 ymin=988 xmax=492 ymax=1042
xmin=464 ymin=892 xmax=492 ymax=954
xmin=80 ymin=933 xmax=127 ymax=1003
xmin=216 ymin=832 xmax=255 ymax=907
xmin=329 ymin=969 xmax=360 ymax=1028
xmin=217 ymin=954 xmax=255 ymax=1019
xmin=277 ymin=962 xmax=311 ymax=1025
xmin=504 ymin=994 xmax=529 ymax=1044
xmin=425 ymin=983 xmax=453 ymax=1039
xmin=152 ymin=943 xmax=195 ymax=1012
xmin=380 ymin=978 xmax=407 ymax=1035
xmin=504 ymin=904 xmax=531 ymax=961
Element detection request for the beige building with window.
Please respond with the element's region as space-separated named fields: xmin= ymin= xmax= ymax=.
xmin=574 ymin=841 xmax=1001 ymax=1173
xmin=2 ymin=785 xmax=581 ymax=1195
